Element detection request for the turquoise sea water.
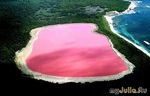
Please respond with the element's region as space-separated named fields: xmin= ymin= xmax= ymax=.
xmin=112 ymin=0 xmax=150 ymax=55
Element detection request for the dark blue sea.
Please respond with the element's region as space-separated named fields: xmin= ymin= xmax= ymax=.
xmin=112 ymin=0 xmax=150 ymax=55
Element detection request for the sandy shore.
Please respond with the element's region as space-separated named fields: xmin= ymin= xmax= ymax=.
xmin=105 ymin=1 xmax=150 ymax=57
xmin=15 ymin=23 xmax=135 ymax=83
xmin=105 ymin=1 xmax=137 ymax=17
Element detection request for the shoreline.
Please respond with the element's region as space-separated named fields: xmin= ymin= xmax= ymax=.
xmin=105 ymin=1 xmax=137 ymax=17
xmin=15 ymin=23 xmax=134 ymax=83
xmin=105 ymin=0 xmax=150 ymax=57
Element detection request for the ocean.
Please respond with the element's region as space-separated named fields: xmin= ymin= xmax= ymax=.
xmin=112 ymin=0 xmax=150 ymax=56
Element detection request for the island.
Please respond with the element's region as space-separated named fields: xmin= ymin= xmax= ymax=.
xmin=1 ymin=0 xmax=150 ymax=84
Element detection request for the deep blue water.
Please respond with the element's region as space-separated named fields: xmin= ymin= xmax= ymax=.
xmin=112 ymin=0 xmax=150 ymax=55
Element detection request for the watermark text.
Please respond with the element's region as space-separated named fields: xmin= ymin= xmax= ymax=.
xmin=109 ymin=87 xmax=147 ymax=95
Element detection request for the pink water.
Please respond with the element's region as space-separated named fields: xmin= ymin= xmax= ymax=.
xmin=26 ymin=23 xmax=127 ymax=77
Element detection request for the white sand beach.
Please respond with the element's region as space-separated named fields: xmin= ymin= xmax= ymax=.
xmin=105 ymin=1 xmax=150 ymax=57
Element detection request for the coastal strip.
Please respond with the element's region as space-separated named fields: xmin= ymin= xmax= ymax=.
xmin=105 ymin=1 xmax=150 ymax=57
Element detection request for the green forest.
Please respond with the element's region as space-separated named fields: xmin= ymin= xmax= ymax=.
xmin=0 ymin=0 xmax=130 ymax=63
xmin=1 ymin=0 xmax=150 ymax=74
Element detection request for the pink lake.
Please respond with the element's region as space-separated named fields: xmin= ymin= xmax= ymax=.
xmin=26 ymin=23 xmax=128 ymax=77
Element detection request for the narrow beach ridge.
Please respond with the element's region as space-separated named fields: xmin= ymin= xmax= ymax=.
xmin=15 ymin=23 xmax=134 ymax=83
xmin=105 ymin=1 xmax=150 ymax=57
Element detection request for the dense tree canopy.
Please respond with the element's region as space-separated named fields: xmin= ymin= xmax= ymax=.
xmin=0 ymin=0 xmax=149 ymax=71
xmin=0 ymin=1 xmax=150 ymax=95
